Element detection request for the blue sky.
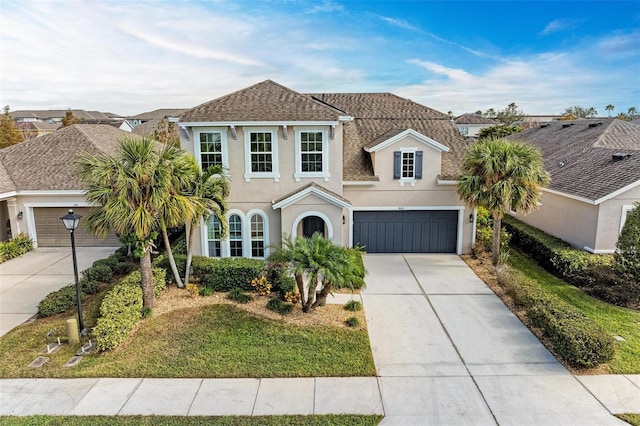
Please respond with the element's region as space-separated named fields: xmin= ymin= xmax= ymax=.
xmin=1 ymin=0 xmax=638 ymax=116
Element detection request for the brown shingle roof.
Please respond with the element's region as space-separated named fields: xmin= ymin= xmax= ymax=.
xmin=307 ymin=93 xmax=466 ymax=181
xmin=10 ymin=110 xmax=115 ymax=121
xmin=0 ymin=125 xmax=137 ymax=192
xmin=181 ymin=80 xmax=341 ymax=123
xmin=129 ymin=109 xmax=188 ymax=120
xmin=507 ymin=119 xmax=640 ymax=202
xmin=454 ymin=113 xmax=497 ymax=125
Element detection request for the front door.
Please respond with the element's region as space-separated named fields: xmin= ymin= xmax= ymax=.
xmin=302 ymin=216 xmax=326 ymax=238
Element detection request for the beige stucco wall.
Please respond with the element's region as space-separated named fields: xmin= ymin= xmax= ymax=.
xmin=594 ymin=184 xmax=640 ymax=252
xmin=278 ymin=193 xmax=346 ymax=244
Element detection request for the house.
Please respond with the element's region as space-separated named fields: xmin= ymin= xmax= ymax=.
xmin=16 ymin=122 xmax=60 ymax=138
xmin=179 ymin=80 xmax=473 ymax=258
xmin=507 ymin=119 xmax=640 ymax=253
xmin=127 ymin=108 xmax=188 ymax=128
xmin=0 ymin=125 xmax=132 ymax=247
xmin=454 ymin=113 xmax=497 ymax=138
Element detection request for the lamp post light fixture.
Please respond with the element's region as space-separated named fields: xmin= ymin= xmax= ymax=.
xmin=60 ymin=209 xmax=85 ymax=333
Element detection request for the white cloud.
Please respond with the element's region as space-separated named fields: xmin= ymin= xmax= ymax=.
xmin=375 ymin=14 xmax=420 ymax=32
xmin=307 ymin=1 xmax=343 ymax=14
xmin=541 ymin=19 xmax=570 ymax=35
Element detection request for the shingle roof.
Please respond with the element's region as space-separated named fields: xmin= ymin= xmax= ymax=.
xmin=307 ymin=93 xmax=467 ymax=181
xmin=129 ymin=109 xmax=188 ymax=120
xmin=10 ymin=110 xmax=115 ymax=121
xmin=507 ymin=119 xmax=640 ymax=202
xmin=0 ymin=125 xmax=136 ymax=192
xmin=454 ymin=113 xmax=497 ymax=125
xmin=180 ymin=80 xmax=341 ymax=123
xmin=272 ymin=182 xmax=351 ymax=207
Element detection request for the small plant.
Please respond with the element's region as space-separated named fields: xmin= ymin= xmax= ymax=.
xmin=266 ymin=297 xmax=293 ymax=315
xmin=345 ymin=317 xmax=360 ymax=327
xmin=81 ymin=279 xmax=100 ymax=295
xmin=344 ymin=300 xmax=362 ymax=311
xmin=251 ymin=275 xmax=272 ymax=296
xmin=83 ymin=263 xmax=114 ymax=283
xmin=284 ymin=290 xmax=301 ymax=304
xmin=227 ymin=287 xmax=253 ymax=304
xmin=185 ymin=283 xmax=199 ymax=297
xmin=141 ymin=307 xmax=152 ymax=318
xmin=199 ymin=286 xmax=214 ymax=296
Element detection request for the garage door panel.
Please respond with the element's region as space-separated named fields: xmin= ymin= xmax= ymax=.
xmin=34 ymin=208 xmax=120 ymax=247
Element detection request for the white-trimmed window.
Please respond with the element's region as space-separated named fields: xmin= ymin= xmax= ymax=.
xmin=620 ymin=205 xmax=635 ymax=232
xmin=195 ymin=129 xmax=228 ymax=171
xmin=250 ymin=214 xmax=265 ymax=258
xmin=393 ymin=149 xmax=423 ymax=184
xmin=244 ymin=129 xmax=279 ymax=181
xmin=295 ymin=129 xmax=329 ymax=181
xmin=459 ymin=126 xmax=469 ymax=136
xmin=229 ymin=214 xmax=243 ymax=257
xmin=207 ymin=216 xmax=222 ymax=257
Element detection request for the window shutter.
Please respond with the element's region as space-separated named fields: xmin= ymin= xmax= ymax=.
xmin=393 ymin=151 xmax=401 ymax=179
xmin=415 ymin=151 xmax=423 ymax=179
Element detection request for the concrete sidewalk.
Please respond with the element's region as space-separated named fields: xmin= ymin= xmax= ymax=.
xmin=0 ymin=247 xmax=117 ymax=336
xmin=0 ymin=254 xmax=638 ymax=423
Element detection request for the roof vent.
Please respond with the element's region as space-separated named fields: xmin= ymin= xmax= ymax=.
xmin=558 ymin=161 xmax=565 ymax=168
xmin=588 ymin=122 xmax=602 ymax=128
xmin=541 ymin=123 xmax=550 ymax=128
xmin=562 ymin=123 xmax=574 ymax=128
xmin=612 ymin=152 xmax=631 ymax=161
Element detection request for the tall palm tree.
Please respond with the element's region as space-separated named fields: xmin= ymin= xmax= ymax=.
xmin=457 ymin=139 xmax=550 ymax=266
xmin=183 ymin=165 xmax=229 ymax=286
xmin=606 ymin=104 xmax=615 ymax=117
xmin=628 ymin=107 xmax=638 ymax=118
xmin=76 ymin=137 xmax=199 ymax=308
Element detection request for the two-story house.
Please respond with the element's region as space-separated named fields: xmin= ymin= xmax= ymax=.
xmin=179 ymin=80 xmax=474 ymax=258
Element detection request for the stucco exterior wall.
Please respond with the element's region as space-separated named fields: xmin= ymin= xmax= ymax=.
xmin=594 ymin=184 xmax=640 ymax=252
xmin=278 ymin=194 xmax=345 ymax=245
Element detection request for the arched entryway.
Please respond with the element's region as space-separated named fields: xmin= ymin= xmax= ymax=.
xmin=302 ymin=215 xmax=326 ymax=238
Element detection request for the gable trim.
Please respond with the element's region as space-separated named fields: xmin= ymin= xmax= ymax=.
xmin=272 ymin=185 xmax=351 ymax=210
xmin=365 ymin=129 xmax=450 ymax=153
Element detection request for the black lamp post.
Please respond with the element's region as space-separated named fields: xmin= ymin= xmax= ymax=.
xmin=60 ymin=209 xmax=84 ymax=333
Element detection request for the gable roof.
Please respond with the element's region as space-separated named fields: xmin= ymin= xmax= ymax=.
xmin=10 ymin=110 xmax=116 ymax=121
xmin=307 ymin=93 xmax=467 ymax=181
xmin=454 ymin=113 xmax=497 ymax=125
xmin=129 ymin=109 xmax=188 ymax=120
xmin=272 ymin=182 xmax=351 ymax=209
xmin=365 ymin=128 xmax=450 ymax=153
xmin=0 ymin=124 xmax=136 ymax=193
xmin=181 ymin=80 xmax=341 ymax=123
xmin=507 ymin=118 xmax=640 ymax=203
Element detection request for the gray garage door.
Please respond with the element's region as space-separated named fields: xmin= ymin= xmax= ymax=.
xmin=353 ymin=210 xmax=458 ymax=253
xmin=34 ymin=207 xmax=120 ymax=247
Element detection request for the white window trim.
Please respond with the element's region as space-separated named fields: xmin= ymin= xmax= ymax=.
xmin=246 ymin=209 xmax=270 ymax=259
xmin=193 ymin=127 xmax=229 ymax=170
xmin=244 ymin=128 xmax=280 ymax=182
xmin=204 ymin=215 xmax=224 ymax=258
xmin=399 ymin=147 xmax=418 ymax=187
xmin=203 ymin=209 xmax=271 ymax=258
xmin=294 ymin=128 xmax=330 ymax=182
xmin=620 ymin=205 xmax=634 ymax=233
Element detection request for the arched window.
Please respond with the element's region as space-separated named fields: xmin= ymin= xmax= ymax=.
xmin=207 ymin=216 xmax=222 ymax=257
xmin=229 ymin=214 xmax=243 ymax=257
xmin=250 ymin=214 xmax=265 ymax=258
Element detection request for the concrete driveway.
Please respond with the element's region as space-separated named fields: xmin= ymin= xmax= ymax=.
xmin=0 ymin=247 xmax=117 ymax=336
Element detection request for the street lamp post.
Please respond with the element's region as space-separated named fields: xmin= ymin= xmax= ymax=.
xmin=60 ymin=209 xmax=84 ymax=333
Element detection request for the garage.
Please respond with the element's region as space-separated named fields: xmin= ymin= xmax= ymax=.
xmin=33 ymin=207 xmax=120 ymax=247
xmin=353 ymin=210 xmax=458 ymax=253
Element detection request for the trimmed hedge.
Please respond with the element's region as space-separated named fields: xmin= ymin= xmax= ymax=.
xmin=94 ymin=268 xmax=166 ymax=351
xmin=153 ymin=254 xmax=187 ymax=284
xmin=503 ymin=215 xmax=612 ymax=286
xmin=37 ymin=285 xmax=78 ymax=318
xmin=204 ymin=258 xmax=265 ymax=291
xmin=498 ymin=268 xmax=614 ymax=368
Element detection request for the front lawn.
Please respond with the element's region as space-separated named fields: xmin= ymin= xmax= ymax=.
xmin=508 ymin=250 xmax=640 ymax=374
xmin=0 ymin=304 xmax=376 ymax=378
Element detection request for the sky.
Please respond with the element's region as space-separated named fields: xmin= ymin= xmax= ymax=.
xmin=1 ymin=0 xmax=639 ymax=117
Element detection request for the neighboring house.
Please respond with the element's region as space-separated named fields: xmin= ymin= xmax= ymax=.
xmin=0 ymin=125 xmax=132 ymax=247
xmin=507 ymin=118 xmax=640 ymax=253
xmin=10 ymin=110 xmax=121 ymax=124
xmin=127 ymin=108 xmax=188 ymax=128
xmin=16 ymin=122 xmax=60 ymax=138
xmin=82 ymin=119 xmax=133 ymax=132
xmin=454 ymin=113 xmax=497 ymax=137
xmin=179 ymin=80 xmax=473 ymax=258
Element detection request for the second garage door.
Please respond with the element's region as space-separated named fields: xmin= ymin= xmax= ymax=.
xmin=34 ymin=207 xmax=121 ymax=247
xmin=353 ymin=210 xmax=458 ymax=253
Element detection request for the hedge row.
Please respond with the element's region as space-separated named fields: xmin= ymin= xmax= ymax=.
xmin=0 ymin=233 xmax=33 ymax=263
xmin=498 ymin=268 xmax=614 ymax=368
xmin=94 ymin=268 xmax=166 ymax=351
xmin=502 ymin=215 xmax=612 ymax=286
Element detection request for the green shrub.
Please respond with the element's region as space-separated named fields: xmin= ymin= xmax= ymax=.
xmin=497 ymin=267 xmax=614 ymax=368
xmin=344 ymin=300 xmax=363 ymax=311
xmin=82 ymin=263 xmax=113 ymax=283
xmin=81 ymin=279 xmax=100 ymax=295
xmin=205 ymin=258 xmax=265 ymax=292
xmin=191 ymin=256 xmax=218 ymax=282
xmin=94 ymin=276 xmax=143 ymax=351
xmin=265 ymin=297 xmax=293 ymax=315
xmin=199 ymin=286 xmax=214 ymax=296
xmin=227 ymin=287 xmax=253 ymax=304
xmin=171 ymin=234 xmax=188 ymax=255
xmin=345 ymin=317 xmax=360 ymax=327
xmin=0 ymin=233 xmax=33 ymax=263
xmin=584 ymin=265 xmax=640 ymax=308
xmin=152 ymin=254 xmax=187 ymax=284
xmin=38 ymin=285 xmax=77 ymax=317
xmin=615 ymin=202 xmax=640 ymax=282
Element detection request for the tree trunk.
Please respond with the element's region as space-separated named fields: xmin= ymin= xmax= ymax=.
xmin=140 ymin=247 xmax=155 ymax=309
xmin=183 ymin=222 xmax=195 ymax=285
xmin=491 ymin=213 xmax=502 ymax=266
xmin=295 ymin=273 xmax=305 ymax=305
xmin=161 ymin=219 xmax=184 ymax=288
xmin=302 ymin=275 xmax=318 ymax=313
xmin=312 ymin=281 xmax=333 ymax=309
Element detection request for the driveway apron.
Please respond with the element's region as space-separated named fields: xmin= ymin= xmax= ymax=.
xmin=362 ymin=254 xmax=625 ymax=426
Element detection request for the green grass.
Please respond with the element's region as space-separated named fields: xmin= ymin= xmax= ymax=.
xmin=617 ymin=413 xmax=640 ymax=426
xmin=0 ymin=304 xmax=376 ymax=378
xmin=508 ymin=250 xmax=640 ymax=373
xmin=0 ymin=415 xmax=383 ymax=426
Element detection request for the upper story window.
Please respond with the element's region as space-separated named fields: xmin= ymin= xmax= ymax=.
xmin=244 ymin=129 xmax=279 ymax=182
xmin=195 ymin=129 xmax=228 ymax=171
xmin=294 ymin=129 xmax=329 ymax=182
xmin=402 ymin=151 xmax=415 ymax=178
xmin=459 ymin=126 xmax=469 ymax=136
xmin=393 ymin=149 xmax=423 ymax=185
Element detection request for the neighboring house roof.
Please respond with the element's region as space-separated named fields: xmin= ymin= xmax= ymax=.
xmin=0 ymin=124 xmax=135 ymax=192
xmin=10 ymin=110 xmax=116 ymax=121
xmin=128 ymin=109 xmax=188 ymax=120
xmin=507 ymin=118 xmax=640 ymax=203
xmin=180 ymin=80 xmax=342 ymax=123
xmin=132 ymin=119 xmax=163 ymax=136
xmin=454 ymin=113 xmax=497 ymax=125
xmin=272 ymin=182 xmax=351 ymax=209
xmin=307 ymin=93 xmax=467 ymax=181
xmin=17 ymin=122 xmax=60 ymax=132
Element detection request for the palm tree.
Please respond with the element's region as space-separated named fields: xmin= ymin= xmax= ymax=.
xmin=587 ymin=107 xmax=597 ymax=118
xmin=457 ymin=139 xmax=550 ymax=266
xmin=605 ymin=104 xmax=615 ymax=117
xmin=628 ymin=107 xmax=638 ymax=118
xmin=76 ymin=137 xmax=199 ymax=309
xmin=183 ymin=165 xmax=229 ymax=286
